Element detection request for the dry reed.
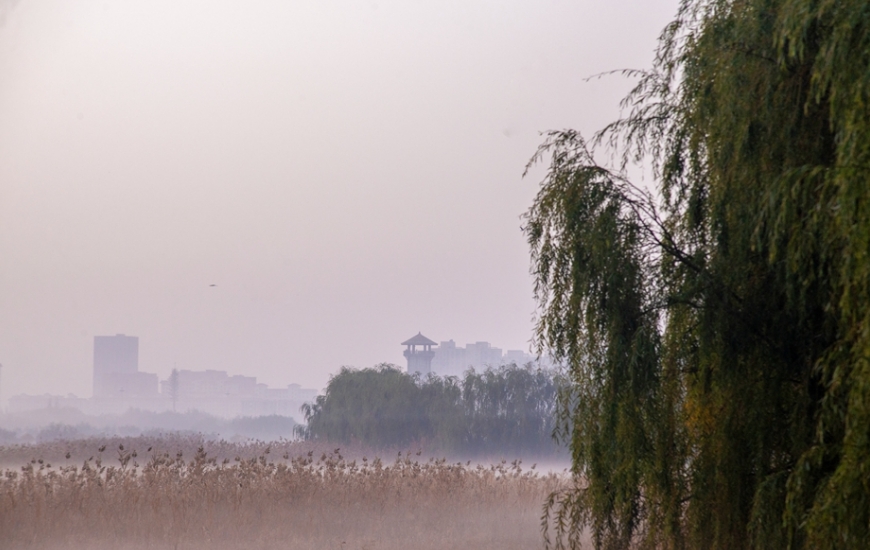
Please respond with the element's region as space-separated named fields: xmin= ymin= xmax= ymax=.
xmin=0 ymin=436 xmax=566 ymax=550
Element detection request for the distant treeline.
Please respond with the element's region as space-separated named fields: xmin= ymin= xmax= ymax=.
xmin=296 ymin=363 xmax=564 ymax=456
xmin=0 ymin=410 xmax=296 ymax=444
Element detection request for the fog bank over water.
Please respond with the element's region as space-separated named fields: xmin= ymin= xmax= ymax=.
xmin=0 ymin=408 xmax=298 ymax=444
xmin=0 ymin=0 xmax=679 ymax=401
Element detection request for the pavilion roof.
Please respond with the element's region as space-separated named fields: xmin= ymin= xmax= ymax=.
xmin=401 ymin=332 xmax=437 ymax=346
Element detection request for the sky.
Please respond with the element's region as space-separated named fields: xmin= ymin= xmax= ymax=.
xmin=0 ymin=0 xmax=679 ymax=401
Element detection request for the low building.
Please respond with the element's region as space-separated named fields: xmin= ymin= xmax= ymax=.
xmin=8 ymin=393 xmax=92 ymax=414
xmin=159 ymin=369 xmax=317 ymax=418
xmin=430 ymin=340 xmax=539 ymax=376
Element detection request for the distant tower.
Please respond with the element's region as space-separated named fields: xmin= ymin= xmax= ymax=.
xmin=402 ymin=333 xmax=437 ymax=376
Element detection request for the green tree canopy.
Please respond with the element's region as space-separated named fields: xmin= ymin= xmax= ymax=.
xmin=300 ymin=364 xmax=428 ymax=448
xmin=299 ymin=363 xmax=562 ymax=456
xmin=525 ymin=1 xmax=870 ymax=548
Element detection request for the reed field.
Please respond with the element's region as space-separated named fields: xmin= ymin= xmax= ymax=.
xmin=0 ymin=435 xmax=568 ymax=550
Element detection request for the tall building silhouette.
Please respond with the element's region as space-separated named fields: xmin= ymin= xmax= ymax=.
xmin=94 ymin=334 xmax=138 ymax=375
xmin=93 ymin=334 xmax=157 ymax=400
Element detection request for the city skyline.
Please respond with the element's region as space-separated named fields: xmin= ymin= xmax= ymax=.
xmin=0 ymin=0 xmax=679 ymax=402
xmin=9 ymin=333 xmax=320 ymax=417
xmin=4 ymin=331 xmax=545 ymax=412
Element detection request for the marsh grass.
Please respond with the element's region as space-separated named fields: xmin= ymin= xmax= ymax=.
xmin=0 ymin=436 xmax=566 ymax=549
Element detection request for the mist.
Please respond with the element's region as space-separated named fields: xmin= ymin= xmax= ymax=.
xmin=0 ymin=0 xmax=678 ymax=402
xmin=0 ymin=2 xmax=688 ymax=548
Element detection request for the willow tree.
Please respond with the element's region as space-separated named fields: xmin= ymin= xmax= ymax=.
xmin=526 ymin=1 xmax=870 ymax=549
xmin=298 ymin=363 xmax=562 ymax=455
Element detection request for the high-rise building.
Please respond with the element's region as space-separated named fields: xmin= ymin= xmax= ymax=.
xmin=92 ymin=334 xmax=157 ymax=400
xmin=94 ymin=334 xmax=138 ymax=375
xmin=464 ymin=341 xmax=503 ymax=369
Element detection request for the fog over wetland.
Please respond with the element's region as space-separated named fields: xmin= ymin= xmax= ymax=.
xmin=0 ymin=0 xmax=676 ymax=399
xmin=0 ymin=1 xmax=678 ymax=548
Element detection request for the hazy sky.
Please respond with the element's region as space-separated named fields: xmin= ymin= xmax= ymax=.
xmin=0 ymin=0 xmax=678 ymax=401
